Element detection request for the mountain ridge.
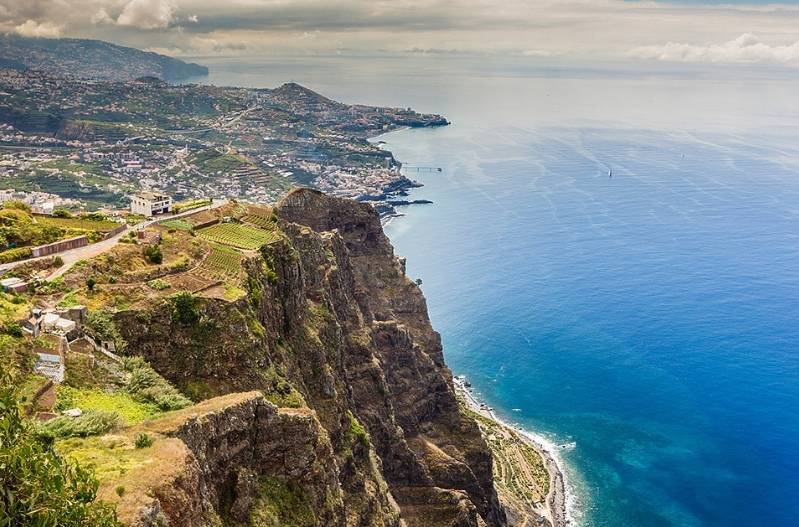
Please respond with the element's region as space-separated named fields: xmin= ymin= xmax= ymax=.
xmin=0 ymin=34 xmax=208 ymax=81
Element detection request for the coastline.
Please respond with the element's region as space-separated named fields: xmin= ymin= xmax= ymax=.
xmin=454 ymin=376 xmax=571 ymax=527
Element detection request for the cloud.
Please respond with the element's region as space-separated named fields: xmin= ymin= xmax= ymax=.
xmin=14 ymin=19 xmax=63 ymax=37
xmin=91 ymin=8 xmax=114 ymax=25
xmin=117 ymin=0 xmax=176 ymax=30
xmin=3 ymin=0 xmax=799 ymax=62
xmin=629 ymin=33 xmax=799 ymax=64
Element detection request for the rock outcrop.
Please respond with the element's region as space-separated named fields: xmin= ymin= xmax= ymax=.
xmin=110 ymin=188 xmax=505 ymax=527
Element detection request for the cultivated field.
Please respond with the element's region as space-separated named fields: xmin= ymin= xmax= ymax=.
xmin=196 ymin=223 xmax=275 ymax=250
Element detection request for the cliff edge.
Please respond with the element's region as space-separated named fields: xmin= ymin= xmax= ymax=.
xmin=53 ymin=189 xmax=505 ymax=527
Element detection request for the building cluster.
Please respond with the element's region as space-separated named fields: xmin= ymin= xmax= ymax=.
xmin=0 ymin=188 xmax=79 ymax=213
xmin=0 ymin=67 xmax=447 ymax=214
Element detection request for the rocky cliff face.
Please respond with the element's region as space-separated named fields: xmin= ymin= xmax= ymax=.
xmin=112 ymin=189 xmax=505 ymax=527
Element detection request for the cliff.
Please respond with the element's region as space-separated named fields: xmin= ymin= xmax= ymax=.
xmin=57 ymin=189 xmax=505 ymax=526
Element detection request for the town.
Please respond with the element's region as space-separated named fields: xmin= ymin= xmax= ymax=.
xmin=0 ymin=69 xmax=447 ymax=216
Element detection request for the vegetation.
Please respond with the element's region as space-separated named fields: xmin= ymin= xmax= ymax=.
xmin=55 ymin=386 xmax=161 ymax=425
xmin=172 ymin=198 xmax=211 ymax=213
xmin=147 ymin=278 xmax=170 ymax=290
xmin=0 ymin=246 xmax=32 ymax=264
xmin=133 ymin=433 xmax=153 ymax=449
xmin=199 ymin=244 xmax=245 ymax=279
xmin=38 ymin=410 xmax=121 ymax=440
xmin=169 ymin=291 xmax=200 ymax=325
xmin=84 ymin=310 xmax=126 ymax=353
xmin=122 ymin=356 xmax=192 ymax=411
xmin=197 ymin=223 xmax=276 ymax=250
xmin=142 ymin=244 xmax=163 ymax=264
xmin=347 ymin=411 xmax=369 ymax=446
xmin=0 ymin=368 xmax=121 ymax=526
xmin=246 ymin=476 xmax=316 ymax=527
xmin=35 ymin=215 xmax=118 ymax=232
xmin=160 ymin=218 xmax=194 ymax=232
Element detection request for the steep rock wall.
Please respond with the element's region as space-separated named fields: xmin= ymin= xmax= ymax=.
xmin=114 ymin=189 xmax=505 ymax=527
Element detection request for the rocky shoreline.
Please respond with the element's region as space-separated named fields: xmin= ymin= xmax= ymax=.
xmin=454 ymin=377 xmax=570 ymax=527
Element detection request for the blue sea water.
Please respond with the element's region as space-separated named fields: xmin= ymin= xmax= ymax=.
xmin=196 ymin=55 xmax=799 ymax=526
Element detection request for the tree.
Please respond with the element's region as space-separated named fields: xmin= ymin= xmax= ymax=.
xmin=142 ymin=244 xmax=162 ymax=265
xmin=2 ymin=200 xmax=31 ymax=212
xmin=0 ymin=367 xmax=121 ymax=526
xmin=53 ymin=208 xmax=72 ymax=218
xmin=170 ymin=291 xmax=199 ymax=325
xmin=87 ymin=277 xmax=96 ymax=291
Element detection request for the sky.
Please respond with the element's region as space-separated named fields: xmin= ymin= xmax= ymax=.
xmin=3 ymin=0 xmax=799 ymax=66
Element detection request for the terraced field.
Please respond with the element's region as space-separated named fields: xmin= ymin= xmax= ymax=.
xmin=242 ymin=212 xmax=275 ymax=229
xmin=197 ymin=244 xmax=245 ymax=279
xmin=35 ymin=216 xmax=119 ymax=232
xmin=463 ymin=405 xmax=550 ymax=525
xmin=160 ymin=219 xmax=194 ymax=231
xmin=196 ymin=223 xmax=275 ymax=250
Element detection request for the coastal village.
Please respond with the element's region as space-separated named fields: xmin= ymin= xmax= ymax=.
xmin=0 ymin=69 xmax=445 ymax=215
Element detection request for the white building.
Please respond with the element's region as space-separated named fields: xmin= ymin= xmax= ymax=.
xmin=130 ymin=191 xmax=172 ymax=217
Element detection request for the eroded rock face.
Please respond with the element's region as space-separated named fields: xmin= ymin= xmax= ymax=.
xmin=116 ymin=189 xmax=505 ymax=527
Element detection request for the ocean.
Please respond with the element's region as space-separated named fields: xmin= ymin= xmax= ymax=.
xmin=191 ymin=55 xmax=799 ymax=526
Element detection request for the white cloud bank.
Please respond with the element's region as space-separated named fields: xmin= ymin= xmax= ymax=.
xmin=630 ymin=33 xmax=799 ymax=65
xmin=14 ymin=19 xmax=63 ymax=38
xmin=117 ymin=0 xmax=176 ymax=30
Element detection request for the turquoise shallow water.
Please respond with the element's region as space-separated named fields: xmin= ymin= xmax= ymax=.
xmin=195 ymin=56 xmax=799 ymax=526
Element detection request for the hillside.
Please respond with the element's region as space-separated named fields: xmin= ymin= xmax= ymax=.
xmin=0 ymin=190 xmax=518 ymax=527
xmin=0 ymin=35 xmax=208 ymax=81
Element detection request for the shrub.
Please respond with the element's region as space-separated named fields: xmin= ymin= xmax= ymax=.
xmin=1 ymin=321 xmax=23 ymax=337
xmin=84 ymin=310 xmax=126 ymax=353
xmin=147 ymin=279 xmax=170 ymax=291
xmin=134 ymin=433 xmax=153 ymax=449
xmin=347 ymin=411 xmax=369 ymax=446
xmin=170 ymin=291 xmax=199 ymax=325
xmin=2 ymin=200 xmax=31 ymax=212
xmin=53 ymin=255 xmax=64 ymax=267
xmin=86 ymin=277 xmax=96 ymax=291
xmin=38 ymin=410 xmax=120 ymax=440
xmin=53 ymin=208 xmax=72 ymax=218
xmin=122 ymin=357 xmax=192 ymax=411
xmin=0 ymin=247 xmax=32 ymax=264
xmin=115 ymin=486 xmax=126 ymax=497
xmin=0 ymin=368 xmax=121 ymax=526
xmin=142 ymin=244 xmax=162 ymax=264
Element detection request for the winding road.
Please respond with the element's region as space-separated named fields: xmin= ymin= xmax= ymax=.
xmin=0 ymin=201 xmax=227 ymax=280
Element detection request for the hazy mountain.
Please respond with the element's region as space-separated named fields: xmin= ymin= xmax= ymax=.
xmin=0 ymin=35 xmax=208 ymax=82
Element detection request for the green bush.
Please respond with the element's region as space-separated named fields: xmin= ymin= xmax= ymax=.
xmin=1 ymin=321 xmax=23 ymax=337
xmin=147 ymin=278 xmax=170 ymax=291
xmin=53 ymin=255 xmax=64 ymax=267
xmin=122 ymin=357 xmax=192 ymax=411
xmin=2 ymin=200 xmax=31 ymax=212
xmin=347 ymin=411 xmax=369 ymax=446
xmin=0 ymin=368 xmax=121 ymax=526
xmin=0 ymin=247 xmax=32 ymax=264
xmin=38 ymin=411 xmax=121 ymax=440
xmin=134 ymin=433 xmax=153 ymax=449
xmin=170 ymin=291 xmax=199 ymax=325
xmin=84 ymin=310 xmax=126 ymax=353
xmin=142 ymin=244 xmax=162 ymax=264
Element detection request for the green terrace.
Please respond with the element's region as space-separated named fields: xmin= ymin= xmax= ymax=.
xmin=196 ymin=222 xmax=278 ymax=250
xmin=0 ymin=205 xmax=122 ymax=264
